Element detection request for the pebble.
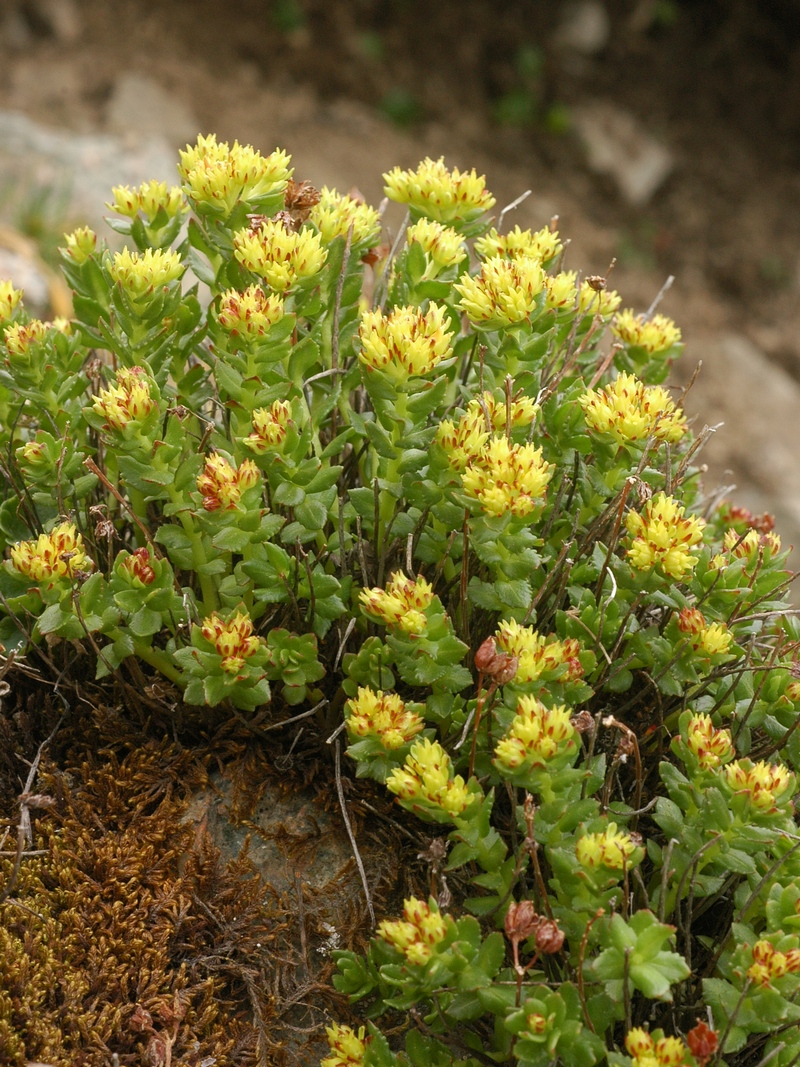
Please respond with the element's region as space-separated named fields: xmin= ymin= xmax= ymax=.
xmin=571 ymin=101 xmax=674 ymax=206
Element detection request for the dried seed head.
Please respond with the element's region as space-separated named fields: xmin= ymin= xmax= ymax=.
xmin=534 ymin=917 xmax=565 ymax=955
xmin=504 ymin=900 xmax=540 ymax=943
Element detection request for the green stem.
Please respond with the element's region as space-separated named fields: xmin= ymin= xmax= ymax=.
xmin=132 ymin=638 xmax=185 ymax=686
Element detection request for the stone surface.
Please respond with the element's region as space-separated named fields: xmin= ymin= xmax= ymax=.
xmin=105 ymin=71 xmax=198 ymax=147
xmin=554 ymin=0 xmax=611 ymax=54
xmin=0 ymin=109 xmax=177 ymax=230
xmin=572 ymin=101 xmax=675 ymax=206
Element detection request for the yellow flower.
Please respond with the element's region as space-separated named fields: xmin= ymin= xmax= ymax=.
xmin=386 ymin=739 xmax=470 ymax=817
xmin=200 ymin=610 xmax=263 ymax=674
xmin=406 ymin=218 xmax=466 ymax=273
xmin=613 ymin=309 xmax=682 ymax=353
xmin=108 ymin=184 xmax=139 ymax=217
xmin=579 ymin=373 xmax=687 ymax=445
xmin=309 ymin=186 xmax=381 ymax=247
xmin=465 ymin=391 xmax=539 ymax=432
xmin=0 ymin=280 xmax=23 ymax=322
xmin=92 ymin=366 xmax=156 ymax=431
xmin=109 ymin=248 xmax=184 ymax=298
xmin=625 ymin=493 xmax=705 ymax=579
xmin=436 ymin=412 xmax=490 ymax=472
xmin=62 ymin=227 xmax=98 ymax=265
xmin=233 ymin=220 xmax=327 ymax=292
xmin=685 ymin=714 xmax=733 ymax=770
xmin=475 ymin=224 xmax=562 ymax=264
xmin=461 ymin=437 xmax=553 ymax=518
xmin=10 ymin=522 xmax=92 ymax=583
xmin=725 ymin=759 xmax=794 ymax=812
xmin=243 ymin=400 xmax=293 ymax=453
xmin=578 ymin=280 xmax=621 ymax=317
xmin=544 ymin=270 xmax=578 ymax=311
xmin=437 ymin=394 xmax=537 ymax=472
xmin=346 ymin=687 xmax=424 ymax=749
xmin=625 ymin=1029 xmax=691 ymax=1067
xmin=137 ymin=179 xmax=185 ymax=221
xmin=723 ymin=527 xmax=782 ymax=560
xmin=358 ymin=303 xmax=453 ymax=381
xmin=493 ymin=694 xmax=575 ymax=772
xmin=179 ymin=134 xmax=292 ymax=215
xmin=4 ymin=319 xmax=48 ymax=358
xmin=524 ymin=1014 xmax=549 ymax=1037
xmin=747 ymin=940 xmax=800 ymax=988
xmin=321 ymin=1023 xmax=367 ymax=1067
xmin=495 ymin=618 xmax=583 ymax=683
xmin=455 ymin=255 xmax=545 ymax=328
xmin=377 ymin=897 xmax=450 ymax=964
xmin=575 ymin=823 xmax=638 ymax=870
xmin=383 ymin=156 xmax=495 ymax=224
xmin=117 ymin=547 xmax=156 ymax=587
xmin=196 ymin=454 xmax=260 ymax=511
xmin=218 ymin=285 xmax=285 ymax=337
xmin=359 ymin=571 xmax=435 ymax=634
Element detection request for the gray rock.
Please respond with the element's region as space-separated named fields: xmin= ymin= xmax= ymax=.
xmin=0 ymin=109 xmax=178 ymax=232
xmin=106 ymin=72 xmax=198 ymax=148
xmin=555 ymin=1 xmax=611 ymax=55
xmin=571 ymin=101 xmax=674 ymax=206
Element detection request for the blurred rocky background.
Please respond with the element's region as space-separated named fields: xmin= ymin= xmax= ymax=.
xmin=1 ymin=0 xmax=800 ymax=557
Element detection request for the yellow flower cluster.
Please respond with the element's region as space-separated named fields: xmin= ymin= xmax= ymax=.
xmin=747 ymin=940 xmax=800 ymax=988
xmin=200 ymin=610 xmax=263 ymax=674
xmin=309 ymin=186 xmax=381 ymax=247
xmin=233 ymin=220 xmax=327 ymax=293
xmin=469 ymin=391 xmax=539 ymax=431
xmin=724 ymin=527 xmax=782 ymax=559
xmin=474 ymin=224 xmax=562 ymax=264
xmin=243 ymin=400 xmax=293 ymax=454
xmin=4 ymin=319 xmax=48 ymax=358
xmin=493 ymin=695 xmax=575 ymax=772
xmin=0 ymin=280 xmax=23 ymax=322
xmin=406 ymin=218 xmax=466 ymax=273
xmin=544 ymin=271 xmax=578 ymax=311
xmin=383 ymin=156 xmax=495 ymax=224
xmin=321 ymin=1024 xmax=367 ymax=1067
xmin=436 ymin=412 xmax=491 ymax=472
xmin=217 ymin=285 xmax=285 ymax=337
xmin=436 ymin=392 xmax=538 ymax=471
xmin=108 ymin=180 xmax=184 ymax=221
xmin=92 ymin=366 xmax=156 ymax=431
xmin=386 ymin=738 xmax=470 ymax=817
xmin=579 ymin=372 xmax=687 ymax=445
xmin=10 ymin=522 xmax=92 ymax=583
xmin=179 ymin=134 xmax=292 ymax=215
xmin=676 ymin=608 xmax=733 ymax=657
xmin=358 ymin=302 xmax=453 ymax=381
xmin=495 ymin=619 xmax=583 ymax=684
xmin=725 ymin=759 xmax=794 ymax=812
xmin=62 ymin=226 xmax=97 ymax=265
xmin=625 ymin=1028 xmax=691 ymax=1067
xmin=625 ymin=493 xmax=705 ymax=579
xmin=110 ymin=248 xmax=184 ymax=297
xmin=575 ymin=822 xmax=638 ymax=870
xmin=377 ymin=896 xmax=450 ymax=965
xmin=196 ymin=453 xmax=260 ymax=511
xmin=613 ymin=309 xmax=682 ymax=354
xmin=359 ymin=571 xmax=435 ymax=635
xmin=345 ymin=686 xmax=424 ymax=749
xmin=685 ymin=714 xmax=734 ymax=770
xmin=455 ymin=255 xmax=545 ymax=328
xmin=461 ymin=437 xmax=554 ymax=518
xmin=578 ymin=281 xmax=622 ymax=317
